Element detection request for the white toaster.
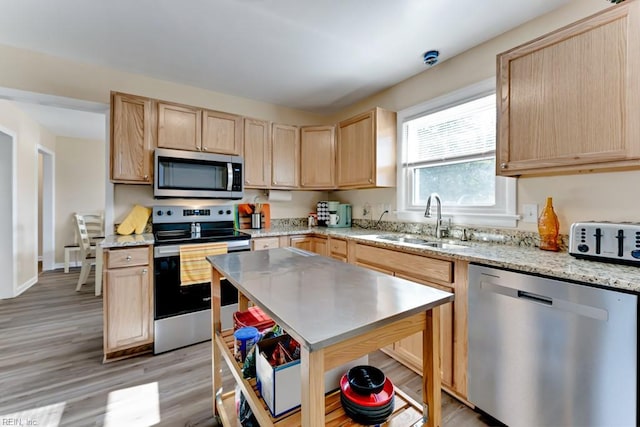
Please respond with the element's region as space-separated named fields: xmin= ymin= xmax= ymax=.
xmin=569 ymin=222 xmax=640 ymax=265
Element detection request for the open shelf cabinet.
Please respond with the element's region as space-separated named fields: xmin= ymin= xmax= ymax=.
xmin=213 ymin=329 xmax=425 ymax=426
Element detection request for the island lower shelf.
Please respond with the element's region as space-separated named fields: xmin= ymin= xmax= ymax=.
xmin=214 ymin=329 xmax=425 ymax=426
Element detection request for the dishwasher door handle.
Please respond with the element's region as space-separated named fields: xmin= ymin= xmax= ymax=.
xmin=480 ymin=280 xmax=608 ymax=321
xmin=517 ymin=290 xmax=552 ymax=305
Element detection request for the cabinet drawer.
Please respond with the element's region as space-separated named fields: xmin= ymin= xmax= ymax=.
xmin=329 ymin=238 xmax=347 ymax=256
xmin=107 ymin=247 xmax=150 ymax=269
xmin=355 ymin=244 xmax=453 ymax=284
xmin=252 ymin=237 xmax=280 ymax=251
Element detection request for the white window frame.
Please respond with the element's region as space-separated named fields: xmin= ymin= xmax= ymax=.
xmin=396 ymin=78 xmax=519 ymax=227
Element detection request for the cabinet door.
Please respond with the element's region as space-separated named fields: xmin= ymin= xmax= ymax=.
xmin=312 ymin=236 xmax=327 ymax=256
xmin=110 ymin=93 xmax=154 ymax=183
xmin=243 ymin=118 xmax=271 ymax=188
xmin=289 ymin=236 xmax=314 ymax=252
xmin=394 ymin=274 xmax=454 ymax=388
xmin=271 ymin=124 xmax=299 ymax=188
xmin=329 ymin=237 xmax=348 ymax=262
xmin=337 ymin=110 xmax=374 ymax=187
xmin=157 ymin=102 xmax=202 ymax=151
xmin=104 ymin=265 xmax=153 ymax=351
xmin=497 ymin=1 xmax=640 ymax=176
xmin=337 ymin=108 xmax=396 ymax=188
xmin=202 ymin=110 xmax=243 ymax=155
xmin=300 ymin=125 xmax=335 ymax=189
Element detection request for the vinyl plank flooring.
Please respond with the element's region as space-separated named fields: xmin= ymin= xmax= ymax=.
xmin=0 ymin=268 xmax=495 ymax=426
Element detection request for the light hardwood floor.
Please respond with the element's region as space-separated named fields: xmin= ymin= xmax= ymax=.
xmin=0 ymin=268 xmax=496 ymax=427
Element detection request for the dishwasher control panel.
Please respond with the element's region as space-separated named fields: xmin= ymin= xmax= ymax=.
xmin=569 ymin=221 xmax=640 ymax=265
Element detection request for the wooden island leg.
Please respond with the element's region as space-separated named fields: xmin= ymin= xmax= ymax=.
xmin=423 ymin=306 xmax=442 ymax=427
xmin=301 ymin=347 xmax=325 ymax=427
xmin=211 ymin=268 xmax=223 ymax=417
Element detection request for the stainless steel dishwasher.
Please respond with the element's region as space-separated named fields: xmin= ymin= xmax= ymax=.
xmin=468 ymin=264 xmax=638 ymax=427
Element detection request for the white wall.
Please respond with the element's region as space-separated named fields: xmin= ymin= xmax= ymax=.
xmin=55 ymin=136 xmax=105 ymax=265
xmin=113 ymin=185 xmax=326 ymax=224
xmin=0 ymin=131 xmax=14 ymax=298
xmin=0 ymin=101 xmax=56 ymax=295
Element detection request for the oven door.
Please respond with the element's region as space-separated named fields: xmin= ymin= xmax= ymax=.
xmin=153 ymin=244 xmax=249 ymax=322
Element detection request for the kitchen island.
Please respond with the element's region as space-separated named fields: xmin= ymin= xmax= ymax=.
xmin=208 ymin=247 xmax=454 ymax=426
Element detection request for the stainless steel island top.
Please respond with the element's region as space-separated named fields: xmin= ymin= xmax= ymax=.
xmin=207 ymin=247 xmax=454 ymax=351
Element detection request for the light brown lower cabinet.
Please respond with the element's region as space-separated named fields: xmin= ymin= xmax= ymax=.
xmin=353 ymin=242 xmax=468 ymax=401
xmin=288 ymin=235 xmax=328 ymax=256
xmin=103 ymin=245 xmax=154 ymax=362
xmin=328 ymin=237 xmax=348 ymax=262
xmin=251 ymin=237 xmax=280 ymax=251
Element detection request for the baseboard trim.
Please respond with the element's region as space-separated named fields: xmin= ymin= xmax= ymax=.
xmin=15 ymin=276 xmax=38 ymax=297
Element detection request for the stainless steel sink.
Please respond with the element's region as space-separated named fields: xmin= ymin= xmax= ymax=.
xmin=370 ymin=234 xmax=468 ymax=249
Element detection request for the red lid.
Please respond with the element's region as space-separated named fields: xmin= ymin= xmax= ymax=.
xmin=233 ymin=306 xmax=275 ymax=330
xmin=340 ymin=374 xmax=394 ymax=407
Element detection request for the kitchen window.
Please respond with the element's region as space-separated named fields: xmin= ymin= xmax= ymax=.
xmin=397 ymin=78 xmax=518 ymax=227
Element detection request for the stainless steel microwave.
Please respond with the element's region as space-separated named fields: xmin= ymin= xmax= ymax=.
xmin=154 ymin=148 xmax=243 ymax=199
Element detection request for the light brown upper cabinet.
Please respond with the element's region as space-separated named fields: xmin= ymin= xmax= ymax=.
xmin=157 ymin=102 xmax=202 ymax=152
xmin=300 ymin=125 xmax=336 ymax=189
xmin=157 ymin=102 xmax=242 ymax=155
xmin=244 ymin=118 xmax=271 ymax=188
xmin=497 ymin=1 xmax=640 ymax=176
xmin=271 ymin=123 xmax=300 ymax=188
xmin=202 ymin=110 xmax=243 ymax=155
xmin=110 ymin=92 xmax=155 ymax=184
xmin=337 ymin=107 xmax=397 ymax=188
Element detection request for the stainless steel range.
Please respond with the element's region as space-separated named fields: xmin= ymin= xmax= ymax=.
xmin=152 ymin=205 xmax=250 ymax=354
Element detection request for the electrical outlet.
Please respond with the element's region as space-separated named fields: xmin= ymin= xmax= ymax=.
xmin=363 ymin=202 xmax=371 ymax=217
xmin=523 ymin=204 xmax=538 ymax=223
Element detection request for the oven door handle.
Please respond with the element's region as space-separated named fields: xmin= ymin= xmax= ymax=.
xmin=154 ymin=246 xmax=180 ymax=258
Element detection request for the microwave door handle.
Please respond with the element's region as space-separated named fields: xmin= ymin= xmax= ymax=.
xmin=227 ymin=162 xmax=233 ymax=191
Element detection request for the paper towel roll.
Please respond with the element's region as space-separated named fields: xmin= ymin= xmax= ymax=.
xmin=267 ymin=190 xmax=293 ymax=202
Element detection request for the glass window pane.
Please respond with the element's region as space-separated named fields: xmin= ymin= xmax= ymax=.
xmin=412 ymin=158 xmax=496 ymax=207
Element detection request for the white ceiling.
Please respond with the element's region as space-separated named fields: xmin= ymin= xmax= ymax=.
xmin=0 ymin=0 xmax=571 ymax=117
xmin=11 ymin=102 xmax=106 ymax=141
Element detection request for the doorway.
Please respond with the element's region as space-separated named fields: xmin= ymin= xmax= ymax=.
xmin=0 ymin=129 xmax=15 ymax=298
xmin=38 ymin=146 xmax=55 ymax=272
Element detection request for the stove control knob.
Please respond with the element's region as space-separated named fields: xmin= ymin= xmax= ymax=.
xmin=166 ymin=210 xmax=173 ymax=216
xmin=156 ymin=210 xmax=163 ymax=216
xmin=631 ymin=249 xmax=640 ymax=259
xmin=226 ymin=210 xmax=231 ymax=215
xmin=577 ymin=244 xmax=589 ymax=253
xmin=218 ymin=210 xmax=224 ymax=215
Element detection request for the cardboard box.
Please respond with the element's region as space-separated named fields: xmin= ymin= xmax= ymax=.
xmin=256 ymin=335 xmax=368 ymax=417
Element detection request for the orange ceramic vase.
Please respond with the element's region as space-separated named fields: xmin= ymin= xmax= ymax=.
xmin=538 ymin=197 xmax=559 ymax=251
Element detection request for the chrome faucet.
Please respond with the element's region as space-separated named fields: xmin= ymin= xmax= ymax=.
xmin=424 ymin=193 xmax=448 ymax=238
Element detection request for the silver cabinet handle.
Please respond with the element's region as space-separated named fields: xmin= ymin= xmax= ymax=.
xmin=142 ymin=268 xmax=148 ymax=275
xmin=143 ymin=175 xmax=149 ymax=180
xmin=500 ymin=163 xmax=508 ymax=169
xmin=126 ymin=255 xmax=132 ymax=261
xmin=202 ymin=146 xmax=208 ymax=151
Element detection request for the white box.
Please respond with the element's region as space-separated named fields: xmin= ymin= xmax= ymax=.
xmin=256 ymin=335 xmax=368 ymax=417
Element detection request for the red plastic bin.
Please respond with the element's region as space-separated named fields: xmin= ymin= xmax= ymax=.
xmin=233 ymin=306 xmax=275 ymax=332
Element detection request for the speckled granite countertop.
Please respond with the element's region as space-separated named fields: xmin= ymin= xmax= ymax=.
xmin=100 ymin=233 xmax=155 ymax=248
xmin=244 ymin=226 xmax=640 ymax=293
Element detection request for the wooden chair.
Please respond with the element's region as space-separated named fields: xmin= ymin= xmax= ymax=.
xmin=73 ymin=213 xmax=101 ymax=295
xmin=65 ymin=211 xmax=104 ymax=273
